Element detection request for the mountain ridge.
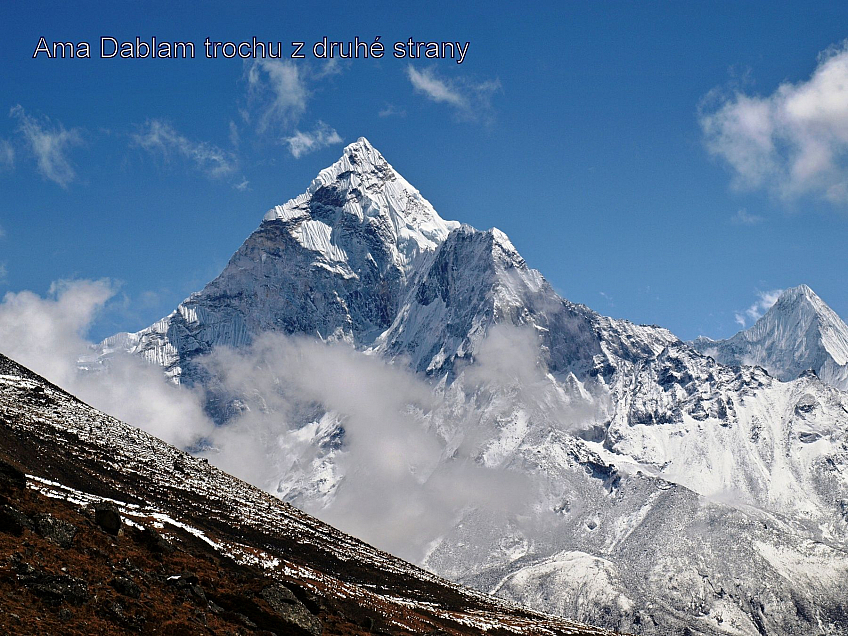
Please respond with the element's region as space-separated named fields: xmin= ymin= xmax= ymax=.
xmin=86 ymin=140 xmax=848 ymax=635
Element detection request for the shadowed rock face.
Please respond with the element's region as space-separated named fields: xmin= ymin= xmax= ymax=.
xmin=0 ymin=352 xmax=614 ymax=636
xmin=260 ymin=584 xmax=322 ymax=636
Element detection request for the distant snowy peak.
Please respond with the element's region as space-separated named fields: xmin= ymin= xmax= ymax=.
xmin=778 ymin=285 xmax=848 ymax=366
xmin=264 ymin=137 xmax=459 ymax=270
xmin=693 ymin=284 xmax=848 ymax=390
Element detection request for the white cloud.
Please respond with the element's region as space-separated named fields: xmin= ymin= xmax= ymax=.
xmin=233 ymin=177 xmax=250 ymax=191
xmin=0 ymin=279 xmax=215 ymax=449
xmin=734 ymin=288 xmax=783 ymax=328
xmin=731 ymin=208 xmax=764 ymax=225
xmin=408 ymin=66 xmax=467 ymax=108
xmin=701 ymin=42 xmax=848 ymax=204
xmin=314 ymin=58 xmax=342 ymax=80
xmin=132 ymin=120 xmax=237 ymax=178
xmin=283 ymin=123 xmax=342 ymax=159
xmin=407 ymin=66 xmax=501 ymax=122
xmin=378 ymin=103 xmax=406 ymax=118
xmin=0 ymin=139 xmax=13 ymax=169
xmin=199 ymin=329 xmax=537 ymax=562
xmin=0 ymin=279 xmax=115 ymax=383
xmin=247 ymin=59 xmax=309 ymax=132
xmin=10 ymin=105 xmax=83 ymax=187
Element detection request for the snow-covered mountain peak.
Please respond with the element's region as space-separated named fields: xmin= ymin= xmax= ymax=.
xmin=264 ymin=137 xmax=459 ymax=264
xmin=771 ymin=283 xmax=827 ymax=316
xmin=785 ymin=282 xmax=815 ymax=298
xmin=88 ymin=137 xmax=848 ymax=634
xmin=443 ymin=225 xmax=525 ymax=264
xmin=769 ymin=285 xmax=846 ymax=342
xmin=489 ymin=227 xmax=524 ymax=263
xmin=94 ymin=138 xmax=462 ymax=382
xmin=693 ymin=284 xmax=848 ymax=389
xmin=766 ymin=284 xmax=848 ymax=365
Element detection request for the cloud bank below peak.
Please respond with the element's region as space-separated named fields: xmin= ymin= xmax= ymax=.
xmin=0 ymin=279 xmax=215 ymax=449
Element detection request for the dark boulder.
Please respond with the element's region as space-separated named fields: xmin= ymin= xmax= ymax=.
xmin=93 ymin=500 xmax=122 ymax=535
xmin=34 ymin=513 xmax=77 ymax=548
xmin=109 ymin=575 xmax=141 ymax=599
xmin=19 ymin=572 xmax=89 ymax=605
xmin=0 ymin=459 xmax=26 ymax=491
xmin=0 ymin=504 xmax=31 ymax=536
xmin=133 ymin=526 xmax=174 ymax=554
xmin=260 ymin=584 xmax=322 ymax=636
xmin=168 ymin=571 xmax=206 ymax=603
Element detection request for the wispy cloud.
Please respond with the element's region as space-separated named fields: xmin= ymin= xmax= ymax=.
xmin=731 ymin=208 xmax=764 ymax=226
xmin=408 ymin=66 xmax=467 ymax=108
xmin=10 ymin=105 xmax=83 ymax=187
xmin=132 ymin=120 xmax=237 ymax=179
xmin=0 ymin=264 xmax=6 ymax=284
xmin=598 ymin=291 xmax=615 ymax=307
xmin=0 ymin=139 xmax=13 ymax=169
xmin=314 ymin=58 xmax=342 ymax=80
xmin=283 ymin=122 xmax=342 ymax=159
xmin=247 ymin=59 xmax=309 ymax=132
xmin=378 ymin=103 xmax=406 ymax=118
xmin=734 ymin=288 xmax=783 ymax=327
xmin=407 ymin=65 xmax=501 ymax=122
xmin=701 ymin=41 xmax=848 ymax=204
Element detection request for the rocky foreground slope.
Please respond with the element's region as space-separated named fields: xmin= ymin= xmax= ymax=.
xmin=0 ymin=352 xmax=611 ymax=636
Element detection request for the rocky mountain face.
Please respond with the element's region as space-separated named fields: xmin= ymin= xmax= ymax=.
xmin=0 ymin=351 xmax=612 ymax=636
xmin=94 ymin=138 xmax=458 ymax=386
xmin=93 ymin=139 xmax=848 ymax=635
xmin=693 ymin=284 xmax=848 ymax=391
xmin=421 ymin=335 xmax=848 ymax=635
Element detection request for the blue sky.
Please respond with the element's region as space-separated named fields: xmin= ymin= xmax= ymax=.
xmin=2 ymin=1 xmax=848 ymax=343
